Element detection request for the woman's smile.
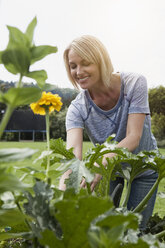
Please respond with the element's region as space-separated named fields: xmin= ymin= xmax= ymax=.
xmin=68 ymin=49 xmax=102 ymax=90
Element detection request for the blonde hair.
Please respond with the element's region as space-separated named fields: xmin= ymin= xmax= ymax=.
xmin=63 ymin=35 xmax=114 ymax=89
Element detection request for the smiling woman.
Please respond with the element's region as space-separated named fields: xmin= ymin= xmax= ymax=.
xmin=63 ymin=35 xmax=114 ymax=89
xmin=60 ymin=35 xmax=159 ymax=231
xmin=68 ymin=49 xmax=101 ymax=91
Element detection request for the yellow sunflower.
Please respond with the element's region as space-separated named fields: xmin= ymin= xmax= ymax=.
xmin=30 ymin=91 xmax=63 ymax=115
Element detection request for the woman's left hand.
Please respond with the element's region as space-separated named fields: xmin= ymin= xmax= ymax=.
xmin=81 ymin=153 xmax=115 ymax=192
xmin=90 ymin=173 xmax=102 ymax=192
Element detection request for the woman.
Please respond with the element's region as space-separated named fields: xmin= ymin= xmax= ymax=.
xmin=59 ymin=35 xmax=158 ymax=230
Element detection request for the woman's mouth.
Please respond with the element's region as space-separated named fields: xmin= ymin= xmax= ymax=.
xmin=78 ymin=76 xmax=89 ymax=83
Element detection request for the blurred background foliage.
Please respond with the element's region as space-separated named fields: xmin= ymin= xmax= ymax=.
xmin=0 ymin=80 xmax=165 ymax=144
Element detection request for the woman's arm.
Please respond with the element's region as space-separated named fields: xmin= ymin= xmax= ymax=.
xmin=59 ymin=128 xmax=83 ymax=191
xmin=116 ymin=113 xmax=146 ymax=151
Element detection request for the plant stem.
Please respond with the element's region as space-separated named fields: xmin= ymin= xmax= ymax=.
xmin=133 ymin=177 xmax=160 ymax=213
xmin=16 ymin=74 xmax=23 ymax=88
xmin=0 ymin=73 xmax=23 ymax=139
xmin=107 ymin=163 xmax=115 ymax=197
xmin=0 ymin=104 xmax=14 ymax=139
xmin=45 ymin=109 xmax=50 ymax=181
xmin=122 ymin=180 xmax=132 ymax=207
xmin=155 ymin=229 xmax=165 ymax=239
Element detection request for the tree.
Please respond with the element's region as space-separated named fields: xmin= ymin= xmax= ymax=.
xmin=149 ymin=86 xmax=165 ymax=115
xmin=149 ymin=86 xmax=165 ymax=142
xmin=50 ymin=108 xmax=67 ymax=140
xmin=151 ymin=113 xmax=165 ymax=140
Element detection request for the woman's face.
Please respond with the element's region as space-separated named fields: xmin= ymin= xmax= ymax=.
xmin=68 ymin=49 xmax=102 ymax=90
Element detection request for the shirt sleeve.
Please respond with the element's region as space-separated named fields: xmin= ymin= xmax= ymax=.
xmin=66 ymin=103 xmax=85 ymax=131
xmin=128 ymin=75 xmax=150 ymax=114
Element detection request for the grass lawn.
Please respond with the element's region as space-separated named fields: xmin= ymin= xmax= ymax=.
xmin=0 ymin=141 xmax=165 ymax=217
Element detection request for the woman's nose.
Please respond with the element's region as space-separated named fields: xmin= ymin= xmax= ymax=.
xmin=76 ymin=65 xmax=83 ymax=76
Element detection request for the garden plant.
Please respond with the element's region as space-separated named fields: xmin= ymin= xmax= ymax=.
xmin=0 ymin=17 xmax=165 ymax=248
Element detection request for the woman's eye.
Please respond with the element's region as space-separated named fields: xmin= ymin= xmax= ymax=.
xmin=70 ymin=64 xmax=76 ymax=69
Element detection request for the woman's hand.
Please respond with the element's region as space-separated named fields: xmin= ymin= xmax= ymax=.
xmin=80 ymin=153 xmax=116 ymax=191
xmin=80 ymin=174 xmax=102 ymax=191
xmin=90 ymin=173 xmax=102 ymax=191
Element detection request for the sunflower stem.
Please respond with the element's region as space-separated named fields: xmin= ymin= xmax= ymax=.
xmin=0 ymin=104 xmax=14 ymax=139
xmin=16 ymin=73 xmax=23 ymax=88
xmin=45 ymin=109 xmax=50 ymax=181
xmin=0 ymin=73 xmax=23 ymax=139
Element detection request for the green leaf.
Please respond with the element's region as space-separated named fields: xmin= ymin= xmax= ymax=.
xmin=1 ymin=25 xmax=31 ymax=75
xmin=23 ymin=181 xmax=62 ymax=239
xmin=122 ymin=238 xmax=150 ymax=248
xmin=25 ymin=70 xmax=47 ymax=88
xmin=50 ymin=138 xmax=75 ymax=160
xmin=39 ymin=229 xmax=64 ymax=248
xmin=87 ymin=209 xmax=139 ymax=248
xmin=0 ymin=148 xmax=37 ymax=162
xmin=30 ymin=45 xmax=58 ymax=64
xmin=51 ymin=193 xmax=113 ymax=248
xmin=65 ymin=159 xmax=94 ymax=192
xmin=85 ymin=143 xmax=105 ymax=169
xmin=95 ymin=210 xmax=139 ymax=230
xmin=0 ymin=51 xmax=3 ymax=64
xmin=145 ymin=151 xmax=165 ymax=180
xmin=0 ymin=208 xmax=26 ymax=229
xmin=1 ymin=47 xmax=30 ymax=75
xmin=7 ymin=25 xmax=30 ymax=48
xmin=0 ymin=91 xmax=3 ymax=102
xmin=88 ymin=225 xmax=123 ymax=248
xmin=33 ymin=150 xmax=52 ymax=164
xmin=48 ymin=169 xmax=64 ymax=181
xmin=0 ymin=231 xmax=31 ymax=241
xmin=0 ymin=168 xmax=28 ymax=193
xmin=0 ymin=87 xmax=42 ymax=106
xmin=25 ymin=16 xmax=37 ymax=45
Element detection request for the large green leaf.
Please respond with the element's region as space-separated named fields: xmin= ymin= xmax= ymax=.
xmin=0 ymin=168 xmax=28 ymax=193
xmin=39 ymin=229 xmax=64 ymax=248
xmin=30 ymin=45 xmax=58 ymax=64
xmin=7 ymin=25 xmax=30 ymax=48
xmin=0 ymin=148 xmax=37 ymax=163
xmin=0 ymin=87 xmax=42 ymax=106
xmin=50 ymin=193 xmax=113 ymax=248
xmin=25 ymin=16 xmax=37 ymax=45
xmin=23 ymin=181 xmax=62 ymax=239
xmin=1 ymin=17 xmax=58 ymax=82
xmin=87 ymin=209 xmax=139 ymax=248
xmin=1 ymin=25 xmax=31 ymax=75
xmin=88 ymin=225 xmax=124 ymax=248
xmin=0 ymin=208 xmax=26 ymax=229
xmin=1 ymin=47 xmax=30 ymax=75
xmin=25 ymin=70 xmax=47 ymax=88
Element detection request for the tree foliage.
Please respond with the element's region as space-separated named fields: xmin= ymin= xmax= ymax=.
xmin=149 ymin=86 xmax=165 ymax=115
xmin=149 ymin=86 xmax=165 ymax=142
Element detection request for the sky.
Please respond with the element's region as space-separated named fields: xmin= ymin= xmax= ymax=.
xmin=0 ymin=0 xmax=165 ymax=89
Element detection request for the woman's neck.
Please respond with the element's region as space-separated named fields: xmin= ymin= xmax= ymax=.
xmin=88 ymin=73 xmax=121 ymax=111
